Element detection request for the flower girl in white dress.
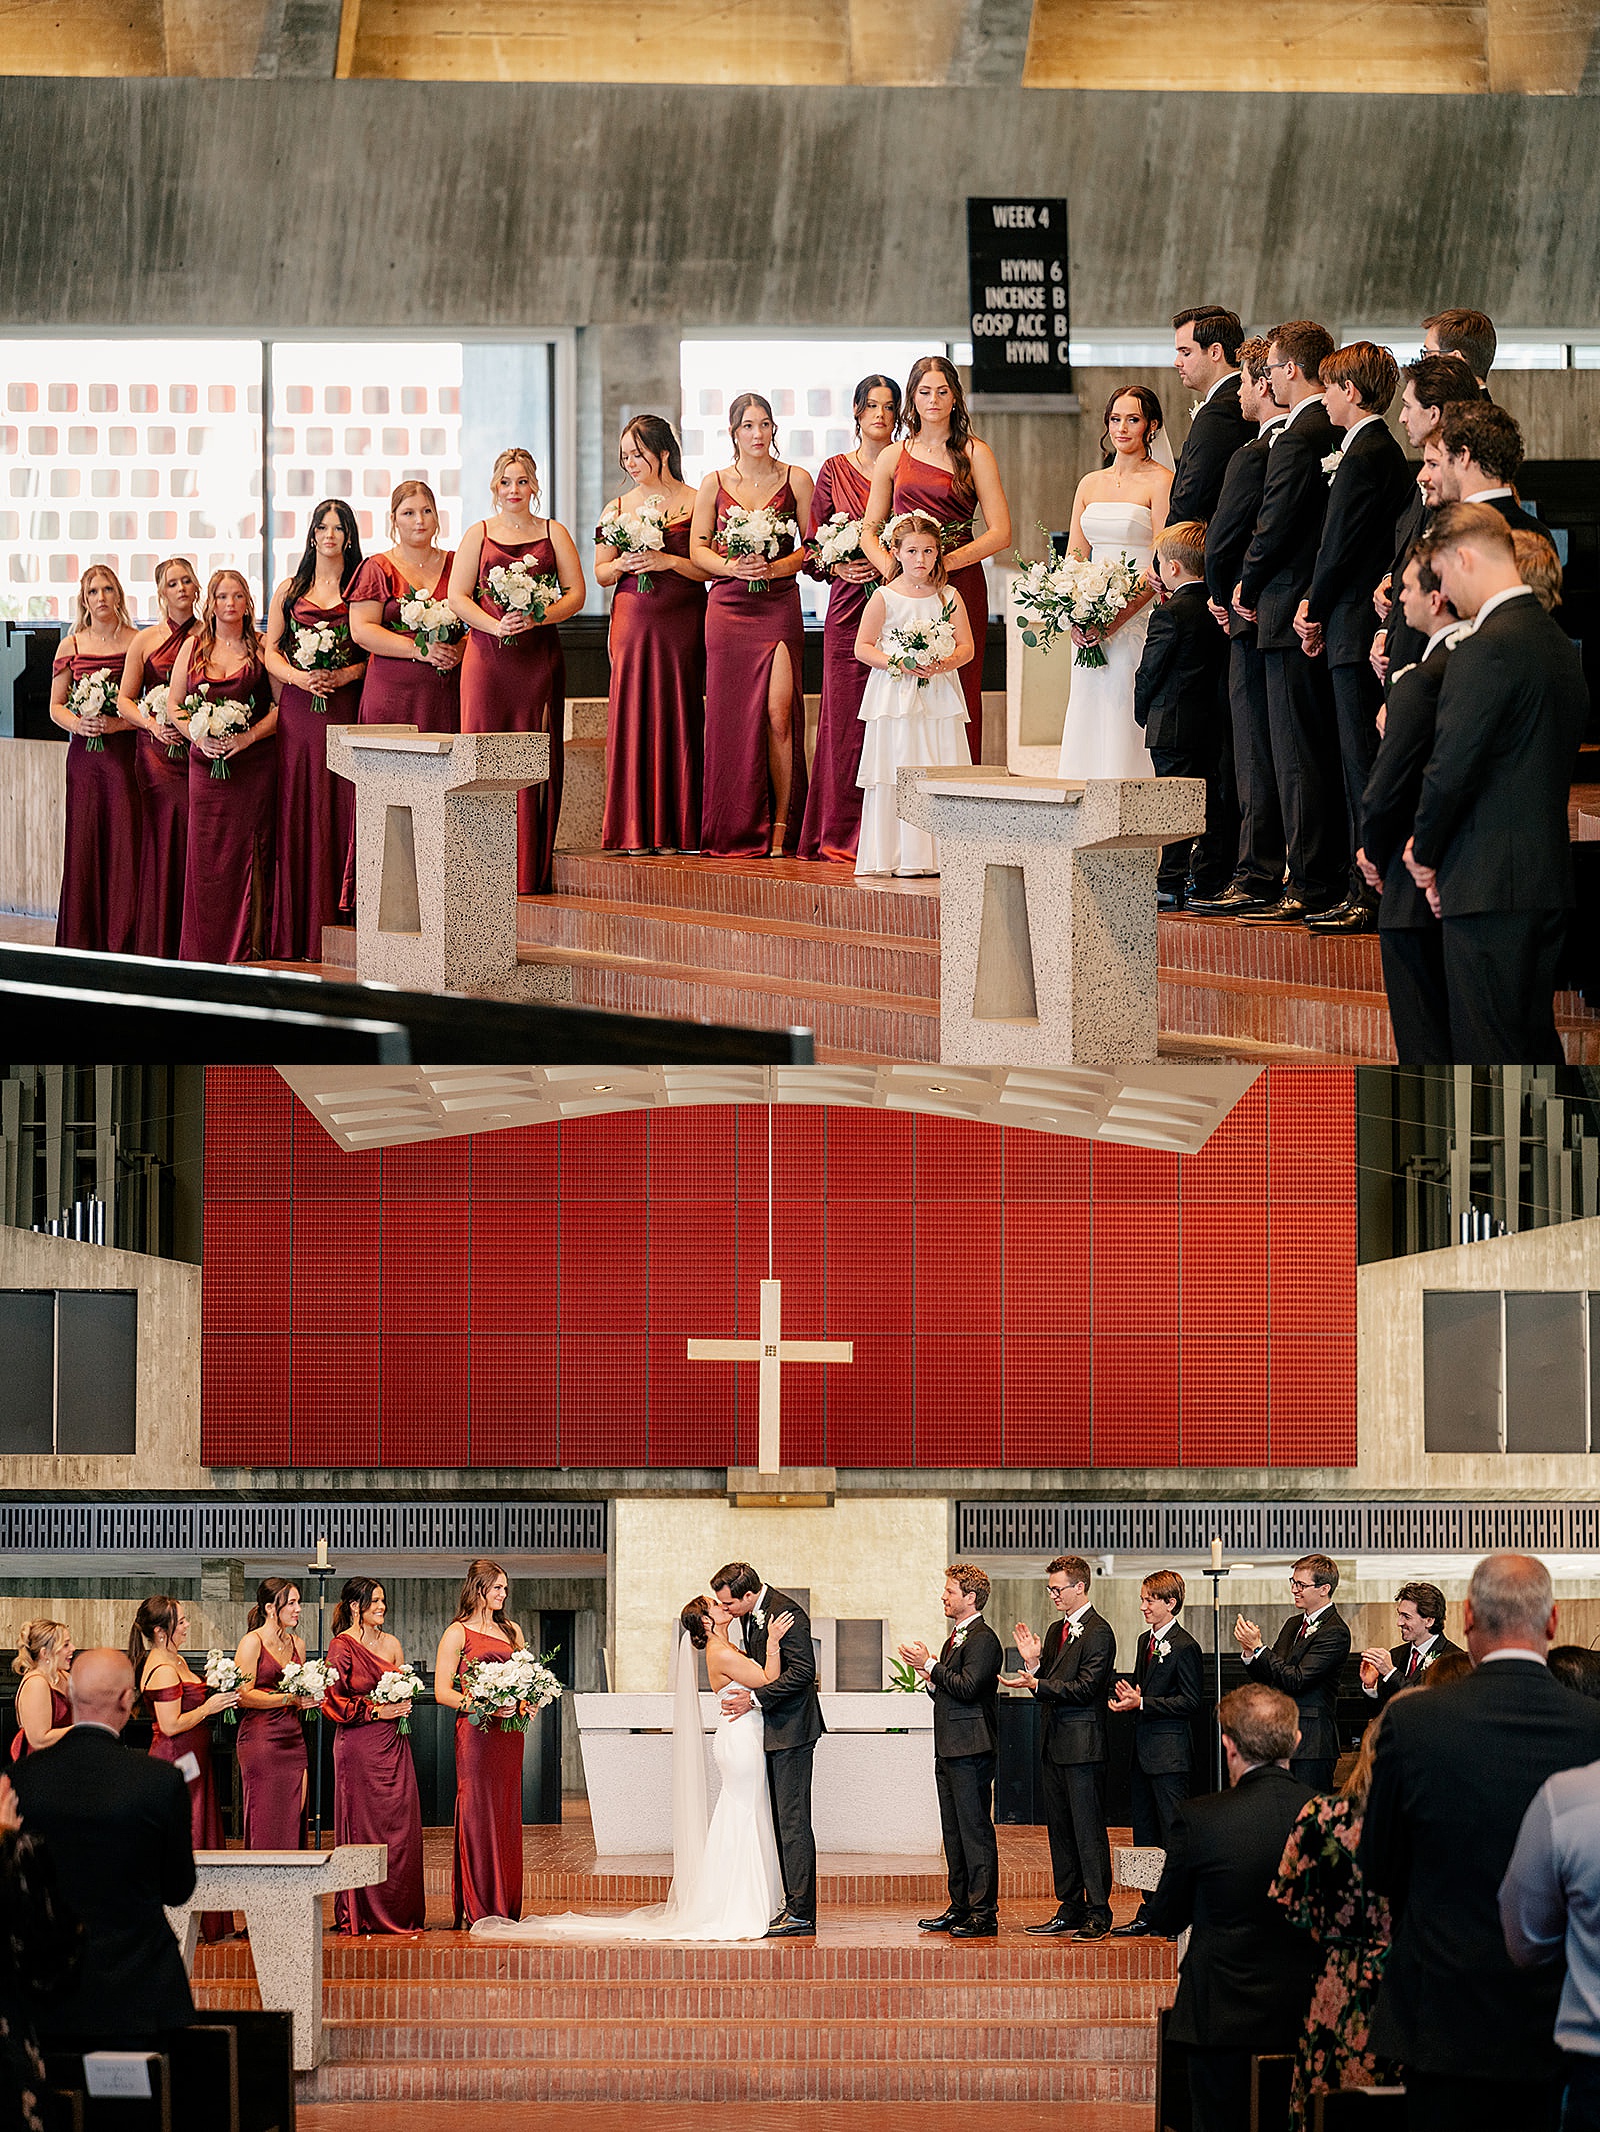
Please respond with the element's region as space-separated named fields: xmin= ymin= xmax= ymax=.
xmin=853 ymin=511 xmax=974 ymax=876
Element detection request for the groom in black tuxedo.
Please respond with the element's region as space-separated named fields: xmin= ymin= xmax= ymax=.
xmin=901 ymin=1563 xmax=1004 ymax=1938
xmin=1168 ymin=306 xmax=1252 ymax=523
xmin=714 ymin=1561 xmax=825 ymax=1937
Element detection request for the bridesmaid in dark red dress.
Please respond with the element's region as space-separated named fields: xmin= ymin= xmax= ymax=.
xmin=449 ymin=448 xmax=585 ymax=895
xmin=264 ymin=498 xmax=367 ymax=960
xmin=434 ymin=1558 xmax=527 ymax=1926
xmin=234 ymin=1576 xmax=311 ymax=1851
xmin=9 ymin=1621 xmax=73 ymax=1761
xmin=118 ymin=556 xmax=199 ymax=959
xmin=863 ymin=355 xmax=1012 ymax=765
xmin=131 ymin=1595 xmax=239 ymax=1941
xmin=798 ymin=376 xmax=900 ymax=863
xmin=691 ymin=394 xmax=814 ymax=857
xmin=348 ymin=480 xmax=462 ymax=734
xmin=172 ymin=571 xmax=279 ymax=963
xmin=324 ymin=1577 xmax=426 ymax=1934
xmin=595 ymin=416 xmax=709 ymax=854
xmin=50 ymin=564 xmax=142 ymax=952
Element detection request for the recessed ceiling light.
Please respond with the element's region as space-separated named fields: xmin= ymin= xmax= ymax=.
xmin=591 ymin=1084 xmax=614 ymax=1093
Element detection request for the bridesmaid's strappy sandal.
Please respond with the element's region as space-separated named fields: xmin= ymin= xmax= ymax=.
xmin=768 ymin=820 xmax=788 ymax=857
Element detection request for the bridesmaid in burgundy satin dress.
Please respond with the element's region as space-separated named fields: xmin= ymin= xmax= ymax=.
xmin=690 ymin=394 xmax=814 ymax=857
xmin=348 ymin=480 xmax=463 ymax=734
xmin=324 ymin=1578 xmax=426 ymax=1934
xmin=449 ymin=448 xmax=585 ymax=896
xmin=9 ymin=1622 xmax=73 ymax=1761
xmin=863 ymin=356 xmax=1012 ymax=766
xmin=234 ymin=1577 xmax=311 ymax=1851
xmin=434 ymin=1558 xmax=526 ymax=1926
xmin=799 ymin=376 xmax=900 ymax=863
xmin=118 ymin=556 xmax=199 ymax=959
xmin=132 ymin=1595 xmax=240 ymax=1941
xmin=172 ymin=571 xmax=279 ymax=964
xmin=50 ymin=564 xmax=142 ymax=952
xmin=595 ymin=416 xmax=709 ymax=854
xmin=264 ymin=498 xmax=367 ymax=960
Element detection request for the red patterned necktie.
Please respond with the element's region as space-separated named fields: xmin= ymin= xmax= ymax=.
xmin=1406 ymin=1644 xmax=1421 ymax=1679
xmin=1148 ymin=1631 xmax=1158 ymax=1664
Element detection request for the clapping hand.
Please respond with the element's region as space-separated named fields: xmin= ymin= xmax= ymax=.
xmin=1013 ymin=1623 xmax=1043 ymax=1668
xmin=1359 ymin=1647 xmax=1393 ymax=1690
xmin=1109 ymin=1679 xmax=1142 ymax=1713
xmin=1234 ymin=1613 xmax=1263 ymax=1656
xmin=897 ymin=1640 xmax=931 ymax=1672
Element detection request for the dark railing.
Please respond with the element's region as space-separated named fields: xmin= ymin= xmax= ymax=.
xmin=958 ymin=1498 xmax=1600 ymax=1558
xmin=0 ymin=1498 xmax=606 ymax=1557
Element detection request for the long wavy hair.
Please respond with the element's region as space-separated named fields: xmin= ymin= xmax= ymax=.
xmin=276 ymin=495 xmax=363 ymax=650
xmin=453 ymin=1557 xmax=523 ymax=1648
xmin=73 ymin=562 xmax=131 ymax=635
xmin=903 ymin=356 xmax=975 ymax=503
xmin=1100 ymin=384 xmax=1164 ymax=467
xmin=191 ymin=569 xmax=263 ymax=677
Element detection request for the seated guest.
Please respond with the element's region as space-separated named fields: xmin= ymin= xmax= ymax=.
xmin=1272 ymin=1701 xmax=1408 ymax=2132
xmin=1503 ymin=1745 xmax=1600 ymax=2132
xmin=1108 ymin=1569 xmax=1203 ymax=1937
xmin=1422 ymin=307 xmax=1497 ymax=393
xmin=1360 ymin=1580 xmax=1463 ymax=1701
xmin=1234 ymin=1553 xmax=1351 ymax=1791
xmin=1146 ymin=1683 xmax=1317 ymax=2132
xmin=1358 ymin=549 xmax=1463 ymax=1063
xmin=1547 ymin=1646 xmax=1600 ymax=1702
xmin=1421 ymin=1647 xmax=1472 ymax=1688
xmin=1360 ymin=1552 xmax=1600 ymax=2132
xmin=1403 ymin=502 xmax=1588 ymax=1063
xmin=1296 ymin=341 xmax=1415 ymax=935
xmin=1134 ymin=521 xmax=1232 ymax=908
xmin=8 ymin=1648 xmax=197 ymax=2048
xmin=1427 ymin=401 xmax=1554 ymax=539
xmin=0 ymin=1772 xmax=58 ymax=2132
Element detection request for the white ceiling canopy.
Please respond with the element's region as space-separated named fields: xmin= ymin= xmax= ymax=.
xmin=277 ymin=1065 xmax=1261 ymax=1156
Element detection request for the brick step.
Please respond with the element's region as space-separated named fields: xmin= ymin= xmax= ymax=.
xmin=516 ymin=894 xmax=939 ymax=1000
xmin=1158 ymin=969 xmax=1397 ymax=1061
xmin=550 ymin=851 xmax=941 ymax=941
xmin=415 ymin=1861 xmax=1061 ymax=1905
xmin=317 ymin=1980 xmax=1172 ymax=2023
xmin=1156 ymin=909 xmax=1386 ymax=993
xmin=301 ymin=2056 xmax=1155 ymax=2104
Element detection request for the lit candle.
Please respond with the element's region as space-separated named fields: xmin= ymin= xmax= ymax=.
xmin=315 ymin=1536 xmax=329 ymax=1569
xmin=1210 ymin=1537 xmax=1223 ymax=1571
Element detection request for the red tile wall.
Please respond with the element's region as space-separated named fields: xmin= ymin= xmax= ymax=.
xmin=200 ymin=1069 xmax=1357 ymax=1470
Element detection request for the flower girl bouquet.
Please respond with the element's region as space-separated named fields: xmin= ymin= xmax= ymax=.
xmin=487 ymin=557 xmax=563 ymax=645
xmin=809 ymin=511 xmax=866 ymax=573
xmin=461 ymin=1647 xmax=563 ymax=1732
xmin=204 ymin=1649 xmax=243 ymax=1724
xmin=883 ymin=598 xmax=958 ymax=689
xmin=67 ymin=669 xmax=120 ymax=752
xmin=397 ymin=587 xmax=462 ymax=652
xmin=1012 ymin=547 xmax=1144 ymax=668
xmin=141 ymin=682 xmax=186 ymax=760
xmin=369 ymin=1663 xmax=425 ymax=1735
xmin=279 ymin=1655 xmax=340 ymax=1716
xmin=596 ymin=496 xmax=670 ymax=592
xmin=184 ymin=690 xmax=250 ymax=779
xmin=716 ymin=503 xmax=799 ymax=595
xmin=292 ymin=620 xmax=354 ymax=698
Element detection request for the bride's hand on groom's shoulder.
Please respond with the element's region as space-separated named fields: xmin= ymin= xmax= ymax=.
xmin=768 ymin=1611 xmax=795 ymax=1641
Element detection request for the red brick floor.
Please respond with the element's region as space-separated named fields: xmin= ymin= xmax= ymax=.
xmin=298 ymin=2106 xmax=1150 ymax=2131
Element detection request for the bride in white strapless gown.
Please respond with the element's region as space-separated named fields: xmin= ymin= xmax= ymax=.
xmin=469 ymin=1595 xmax=788 ymax=1945
xmin=1056 ymin=387 xmax=1175 ymax=782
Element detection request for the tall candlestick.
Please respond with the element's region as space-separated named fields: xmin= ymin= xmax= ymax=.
xmin=315 ymin=1535 xmax=329 ymax=1569
xmin=1210 ymin=1537 xmax=1223 ymax=1571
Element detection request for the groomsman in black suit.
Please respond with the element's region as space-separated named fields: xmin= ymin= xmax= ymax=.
xmin=1357 ymin=548 xmax=1463 ymax=1061
xmin=1372 ymin=354 xmax=1483 ymax=683
xmin=1168 ymin=306 xmax=1252 ymax=522
xmin=1422 ymin=306 xmax=1497 ymax=393
xmin=1359 ymin=1580 xmax=1463 ymax=1703
xmin=1296 ymin=342 xmax=1416 ymax=934
xmin=1107 ymin=1569 xmax=1203 ymax=1936
xmin=1234 ymin=1552 xmax=1351 ymax=1792
xmin=1404 ymin=502 xmax=1589 ymax=1062
xmin=1135 ymin=520 xmax=1233 ymax=905
xmin=1426 ymin=400 xmax=1555 ymax=541
xmin=1192 ymin=339 xmax=1288 ymax=915
xmin=1010 ymin=1554 xmax=1116 ymax=1939
xmin=1235 ymin=320 xmax=1348 ymax=921
xmin=903 ymin=1564 xmax=1004 ymax=1938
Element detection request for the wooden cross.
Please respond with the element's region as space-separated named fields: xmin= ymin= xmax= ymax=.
xmin=687 ymin=1278 xmax=853 ymax=1474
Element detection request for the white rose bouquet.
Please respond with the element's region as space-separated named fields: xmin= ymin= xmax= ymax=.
xmin=184 ymin=691 xmax=250 ymax=780
xmin=278 ymin=1656 xmax=340 ymax=1716
xmin=397 ymin=587 xmax=462 ymax=652
xmin=141 ymin=681 xmax=186 ymax=761
xmin=487 ymin=558 xmax=563 ymax=646
xmin=882 ymin=598 xmax=958 ymax=689
xmin=716 ymin=504 xmax=799 ymax=595
xmin=460 ymin=1647 xmax=563 ymax=1733
xmin=1013 ymin=547 xmax=1144 ymax=668
xmin=369 ymin=1663 xmax=425 ymax=1735
xmin=292 ymin=621 xmax=355 ymax=700
xmin=204 ymin=1648 xmax=243 ymax=1725
xmin=67 ymin=669 xmax=120 ymax=753
xmin=809 ymin=511 xmax=867 ymax=573
xmin=597 ymin=496 xmax=670 ymax=593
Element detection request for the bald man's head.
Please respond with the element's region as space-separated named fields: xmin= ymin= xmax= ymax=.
xmin=68 ymin=1647 xmax=136 ymax=1731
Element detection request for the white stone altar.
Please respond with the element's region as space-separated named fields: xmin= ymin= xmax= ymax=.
xmin=575 ymin=1692 xmax=940 ymax=1854
xmin=895 ymin=764 xmax=1206 ymax=1064
xmin=327 ymin=724 xmax=568 ymax=1000
xmin=166 ymin=1845 xmax=385 ymax=2070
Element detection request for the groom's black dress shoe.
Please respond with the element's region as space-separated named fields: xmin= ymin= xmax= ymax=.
xmin=766 ymin=1916 xmax=815 ymax=1938
xmin=917 ymin=1909 xmax=967 ymax=1932
xmin=1111 ymin=1917 xmax=1153 ymax=1938
xmin=949 ymin=1916 xmax=999 ymax=1939
xmin=769 ymin=1907 xmax=793 ymax=1929
xmin=1024 ymin=1913 xmax=1083 ymax=1936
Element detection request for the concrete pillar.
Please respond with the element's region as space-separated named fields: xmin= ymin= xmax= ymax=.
xmin=577 ymin=322 xmax=683 ymax=613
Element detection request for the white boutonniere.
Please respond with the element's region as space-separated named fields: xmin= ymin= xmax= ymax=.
xmin=1068 ymin=1620 xmax=1084 ymax=1643
xmin=753 ymin=1609 xmax=767 ymax=1631
xmin=1390 ymin=661 xmax=1418 ymax=685
xmin=1321 ymin=451 xmax=1343 ymax=481
xmin=1419 ymin=1649 xmax=1434 ymax=1671
xmin=952 ymin=1623 xmax=971 ymax=1648
xmin=1150 ymin=1637 xmax=1168 ymax=1660
xmin=1189 ymin=399 xmax=1201 ymax=420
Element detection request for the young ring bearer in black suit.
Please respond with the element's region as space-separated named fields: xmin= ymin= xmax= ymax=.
xmin=1006 ymin=1554 xmax=1117 ymax=1940
xmin=899 ymin=1564 xmax=1003 ymax=1939
xmin=1135 ymin=520 xmax=1233 ymax=908
xmin=1234 ymin=1551 xmax=1351 ymax=1793
xmin=1107 ymin=1569 xmax=1203 ymax=1936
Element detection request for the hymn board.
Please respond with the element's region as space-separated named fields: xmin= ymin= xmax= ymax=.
xmin=966 ymin=195 xmax=1078 ymax=413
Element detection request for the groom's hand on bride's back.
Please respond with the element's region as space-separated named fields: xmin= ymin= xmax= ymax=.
xmin=722 ymin=1687 xmax=755 ymax=1717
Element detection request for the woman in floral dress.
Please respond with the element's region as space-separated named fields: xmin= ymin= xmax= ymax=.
xmin=1270 ymin=1702 xmax=1408 ymax=2130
